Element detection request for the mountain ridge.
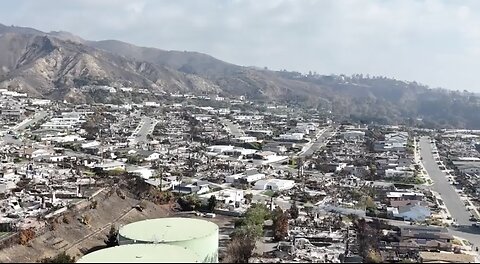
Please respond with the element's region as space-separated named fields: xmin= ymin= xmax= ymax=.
xmin=0 ymin=23 xmax=479 ymax=129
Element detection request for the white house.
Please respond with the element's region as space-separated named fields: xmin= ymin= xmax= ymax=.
xmin=32 ymin=149 xmax=52 ymax=159
xmin=200 ymin=189 xmax=244 ymax=206
xmin=233 ymin=136 xmax=258 ymax=143
xmin=342 ymin=131 xmax=365 ymax=141
xmin=30 ymin=99 xmax=51 ymax=106
xmin=385 ymin=168 xmax=414 ymax=178
xmin=81 ymin=141 xmax=101 ymax=149
xmin=49 ymin=156 xmax=68 ymax=162
xmin=129 ymin=168 xmax=154 ymax=179
xmin=388 ymin=204 xmax=431 ymax=221
xmin=144 ymin=102 xmax=160 ymax=107
xmin=145 ymin=152 xmax=161 ymax=161
xmin=94 ymin=161 xmax=126 ymax=171
xmin=254 ymin=179 xmax=296 ymax=191
xmin=243 ymin=173 xmax=266 ymax=183
xmin=206 ymin=145 xmax=235 ymax=154
xmin=225 ymin=173 xmax=244 ymax=183
xmin=278 ymin=133 xmax=304 ymax=141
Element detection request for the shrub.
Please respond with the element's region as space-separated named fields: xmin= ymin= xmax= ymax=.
xmin=19 ymin=228 xmax=36 ymax=245
xmin=39 ymin=252 xmax=75 ymax=263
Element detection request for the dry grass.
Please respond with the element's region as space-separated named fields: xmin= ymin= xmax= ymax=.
xmin=0 ymin=188 xmax=172 ymax=263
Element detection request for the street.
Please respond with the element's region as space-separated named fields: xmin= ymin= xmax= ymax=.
xmin=0 ymin=111 xmax=48 ymax=146
xmin=419 ymin=137 xmax=471 ymax=225
xmin=221 ymin=118 xmax=244 ymax=138
xmin=300 ymin=126 xmax=334 ymax=157
xmin=419 ymin=136 xmax=480 ymax=249
xmin=13 ymin=111 xmax=48 ymax=132
xmin=133 ymin=117 xmax=157 ymax=144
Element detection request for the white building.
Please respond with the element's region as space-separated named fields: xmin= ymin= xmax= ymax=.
xmin=342 ymin=131 xmax=365 ymax=141
xmin=206 ymin=145 xmax=235 ymax=154
xmin=278 ymin=133 xmax=304 ymax=141
xmin=200 ymin=189 xmax=244 ymax=206
xmin=254 ymin=179 xmax=295 ymax=191
xmin=30 ymin=99 xmax=51 ymax=106
xmin=144 ymin=102 xmax=160 ymax=107
xmin=94 ymin=161 xmax=126 ymax=171
xmin=385 ymin=168 xmax=414 ymax=178
xmin=41 ymin=114 xmax=86 ymax=130
xmin=233 ymin=136 xmax=258 ymax=143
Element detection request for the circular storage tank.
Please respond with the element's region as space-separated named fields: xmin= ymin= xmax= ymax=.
xmin=76 ymin=244 xmax=200 ymax=263
xmin=118 ymin=218 xmax=219 ymax=263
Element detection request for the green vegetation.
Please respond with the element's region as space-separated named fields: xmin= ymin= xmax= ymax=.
xmin=233 ymin=203 xmax=271 ymax=238
xmin=272 ymin=207 xmax=289 ymax=241
xmin=0 ymin=232 xmax=11 ymax=239
xmin=452 ymin=239 xmax=462 ymax=246
xmin=289 ymin=201 xmax=299 ymax=219
xmin=207 ymin=195 xmax=217 ymax=212
xmin=386 ymin=176 xmax=425 ymax=185
xmin=177 ymin=194 xmax=202 ymax=211
xmin=104 ymin=225 xmax=118 ymax=247
xmin=227 ymin=204 xmax=272 ymax=263
xmin=358 ymin=195 xmax=377 ymax=212
xmin=39 ymin=252 xmax=75 ymax=263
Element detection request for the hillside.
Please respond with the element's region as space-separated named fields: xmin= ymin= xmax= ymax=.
xmin=0 ymin=33 xmax=221 ymax=102
xmin=0 ymin=188 xmax=172 ymax=263
xmin=0 ymin=23 xmax=480 ymax=128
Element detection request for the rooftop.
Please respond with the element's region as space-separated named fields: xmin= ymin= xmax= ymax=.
xmin=77 ymin=244 xmax=200 ymax=263
xmin=118 ymin=217 xmax=218 ymax=243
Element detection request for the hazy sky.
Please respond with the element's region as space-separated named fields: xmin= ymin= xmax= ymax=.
xmin=2 ymin=0 xmax=480 ymax=92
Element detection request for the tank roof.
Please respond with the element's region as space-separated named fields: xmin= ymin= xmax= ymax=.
xmin=118 ymin=217 xmax=218 ymax=243
xmin=77 ymin=244 xmax=200 ymax=263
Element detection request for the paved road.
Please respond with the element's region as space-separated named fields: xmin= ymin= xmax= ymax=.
xmin=14 ymin=111 xmax=48 ymax=131
xmin=1 ymin=111 xmax=48 ymax=145
xmin=419 ymin=137 xmax=472 ymax=225
xmin=300 ymin=127 xmax=334 ymax=157
xmin=134 ymin=117 xmax=157 ymax=143
xmin=419 ymin=136 xmax=480 ymax=249
xmin=221 ymin=118 xmax=244 ymax=137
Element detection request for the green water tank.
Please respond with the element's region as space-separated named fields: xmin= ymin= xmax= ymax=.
xmin=118 ymin=217 xmax=219 ymax=263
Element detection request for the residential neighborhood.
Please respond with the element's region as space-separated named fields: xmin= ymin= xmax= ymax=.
xmin=0 ymin=87 xmax=480 ymax=263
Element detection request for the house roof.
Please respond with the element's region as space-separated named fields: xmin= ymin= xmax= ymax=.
xmin=419 ymin=252 xmax=475 ymax=263
xmin=397 ymin=203 xmax=430 ymax=214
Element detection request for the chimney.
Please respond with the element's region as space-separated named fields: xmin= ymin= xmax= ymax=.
xmin=52 ymin=191 xmax=57 ymax=204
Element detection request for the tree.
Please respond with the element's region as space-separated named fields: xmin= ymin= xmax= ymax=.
xmin=223 ymin=235 xmax=256 ymax=263
xmin=207 ymin=195 xmax=217 ymax=212
xmin=105 ymin=225 xmax=118 ymax=247
xmin=19 ymin=228 xmax=35 ymax=245
xmin=289 ymin=201 xmax=299 ymax=219
xmin=244 ymin=193 xmax=253 ymax=204
xmin=354 ymin=218 xmax=382 ymax=261
xmin=178 ymin=194 xmax=202 ymax=211
xmin=39 ymin=252 xmax=75 ymax=263
xmin=366 ymin=249 xmax=383 ymax=263
xmin=233 ymin=203 xmax=270 ymax=239
xmin=272 ymin=208 xmax=289 ymax=241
